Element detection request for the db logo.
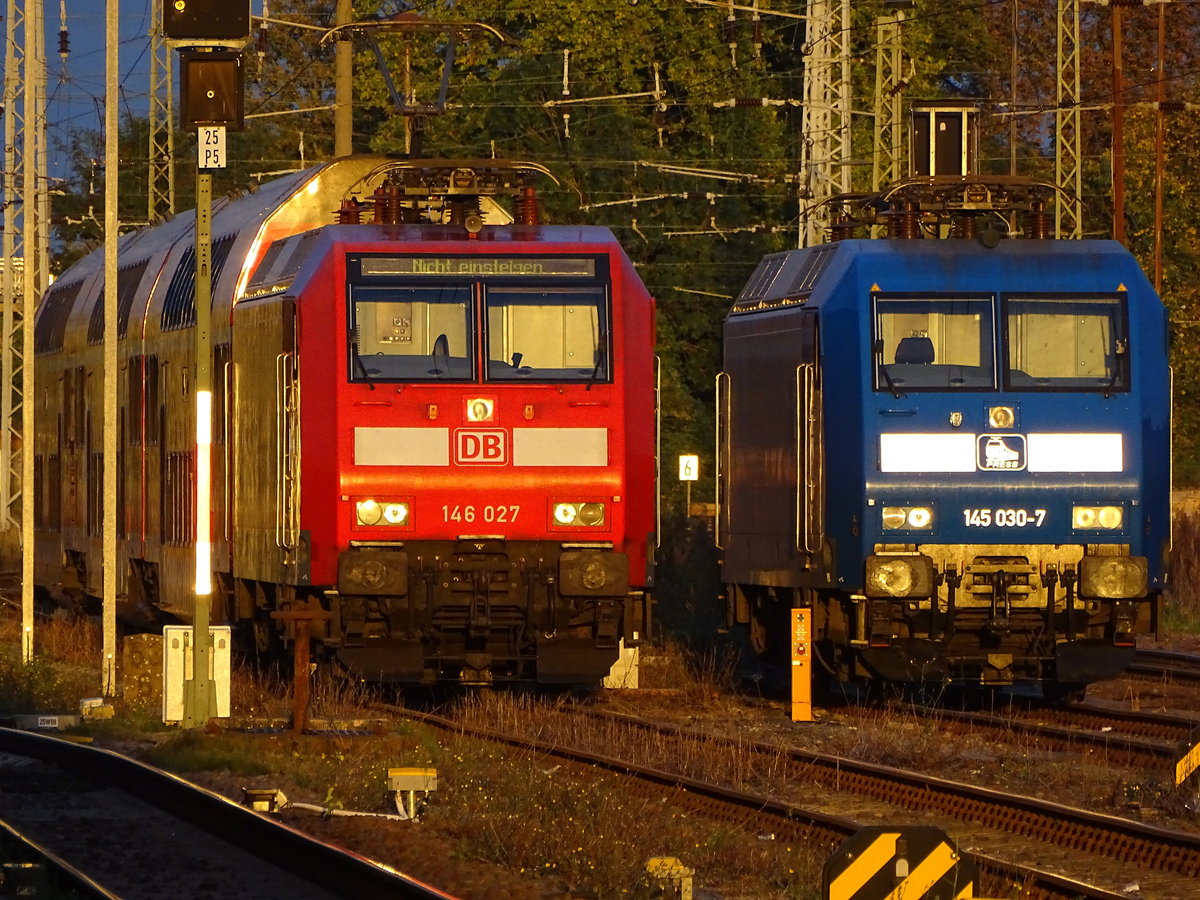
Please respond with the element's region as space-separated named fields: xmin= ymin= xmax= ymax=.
xmin=455 ymin=429 xmax=507 ymax=464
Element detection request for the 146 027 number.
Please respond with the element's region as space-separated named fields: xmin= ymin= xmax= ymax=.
xmin=442 ymin=504 xmax=520 ymax=524
xmin=963 ymin=508 xmax=1046 ymax=527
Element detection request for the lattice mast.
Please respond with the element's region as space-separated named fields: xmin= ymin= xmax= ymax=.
xmin=798 ymin=0 xmax=852 ymax=247
xmin=872 ymin=10 xmax=905 ymax=194
xmin=148 ymin=0 xmax=176 ymax=221
xmin=1056 ymin=0 xmax=1082 ymax=237
xmin=2 ymin=1 xmax=27 ymax=533
xmin=2 ymin=0 xmax=46 ymax=527
xmin=1 ymin=0 xmax=46 ymax=661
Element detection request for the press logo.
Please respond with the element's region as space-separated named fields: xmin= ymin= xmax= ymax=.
xmin=455 ymin=429 xmax=507 ymax=465
xmin=978 ymin=434 xmax=1025 ymax=471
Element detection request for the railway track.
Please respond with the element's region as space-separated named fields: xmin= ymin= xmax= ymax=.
xmin=891 ymin=701 xmax=1198 ymax=772
xmin=1127 ymin=648 xmax=1200 ymax=685
xmin=0 ymin=727 xmax=455 ymax=900
xmin=378 ymin=700 xmax=1195 ymax=900
xmin=0 ymin=816 xmax=116 ymax=899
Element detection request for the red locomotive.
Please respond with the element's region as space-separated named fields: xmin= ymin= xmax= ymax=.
xmin=33 ymin=156 xmax=657 ymax=684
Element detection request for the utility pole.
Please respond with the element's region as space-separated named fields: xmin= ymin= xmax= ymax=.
xmin=103 ymin=0 xmax=119 ymax=695
xmin=1010 ymin=0 xmax=1019 ymax=175
xmin=1111 ymin=1 xmax=1126 ymax=243
xmin=335 ymin=0 xmax=352 ymax=156
xmin=1153 ymin=1 xmax=1165 ymax=291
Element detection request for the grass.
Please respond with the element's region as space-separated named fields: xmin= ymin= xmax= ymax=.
xmin=0 ymin=611 xmax=102 ymax=714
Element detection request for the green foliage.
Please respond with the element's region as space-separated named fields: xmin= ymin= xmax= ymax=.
xmin=47 ymin=0 xmax=1200 ymax=477
xmin=0 ymin=652 xmax=82 ymax=714
xmin=140 ymin=731 xmax=277 ymax=778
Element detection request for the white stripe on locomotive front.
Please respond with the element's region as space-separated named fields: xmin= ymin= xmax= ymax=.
xmin=352 ymin=426 xmax=610 ymax=467
xmin=879 ymin=432 xmax=1124 ymax=473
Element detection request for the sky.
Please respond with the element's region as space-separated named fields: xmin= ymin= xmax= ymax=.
xmin=43 ymin=1 xmax=160 ymax=182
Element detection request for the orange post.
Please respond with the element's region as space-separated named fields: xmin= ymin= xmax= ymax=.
xmin=791 ymin=607 xmax=812 ymax=722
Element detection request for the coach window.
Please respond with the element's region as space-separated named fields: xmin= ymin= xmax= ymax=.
xmin=484 ymin=287 xmax=608 ymax=382
xmin=349 ymin=285 xmax=472 ymax=381
xmin=1004 ymin=295 xmax=1128 ymax=391
xmin=874 ymin=295 xmax=995 ymax=391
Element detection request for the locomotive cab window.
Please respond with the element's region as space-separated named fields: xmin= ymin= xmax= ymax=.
xmin=873 ymin=295 xmax=995 ymax=391
xmin=349 ymin=285 xmax=472 ymax=381
xmin=1004 ymin=294 xmax=1128 ymax=391
xmin=485 ymin=287 xmax=608 ymax=382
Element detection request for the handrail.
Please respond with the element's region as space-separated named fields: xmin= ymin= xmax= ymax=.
xmin=714 ymin=371 xmax=730 ymax=550
xmin=796 ymin=362 xmax=823 ymax=554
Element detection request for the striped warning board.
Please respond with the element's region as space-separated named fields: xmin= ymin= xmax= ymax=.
xmin=1176 ymin=724 xmax=1200 ymax=786
xmin=822 ymin=826 xmax=976 ymax=900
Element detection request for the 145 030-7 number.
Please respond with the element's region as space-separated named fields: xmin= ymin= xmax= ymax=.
xmin=963 ymin=508 xmax=1046 ymax=527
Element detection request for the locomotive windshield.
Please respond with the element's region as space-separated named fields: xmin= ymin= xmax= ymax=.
xmin=347 ymin=254 xmax=611 ymax=385
xmin=873 ymin=293 xmax=1130 ymax=393
xmin=874 ymin=296 xmax=995 ymax=390
xmin=485 ymin=287 xmax=607 ymax=381
xmin=1004 ymin=295 xmax=1128 ymax=391
xmin=351 ymin=285 xmax=473 ymax=380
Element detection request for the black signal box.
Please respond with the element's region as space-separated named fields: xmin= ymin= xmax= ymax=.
xmin=180 ymin=51 xmax=245 ymax=130
xmin=163 ymin=0 xmax=251 ymax=42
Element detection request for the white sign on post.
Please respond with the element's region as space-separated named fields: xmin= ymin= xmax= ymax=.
xmin=199 ymin=125 xmax=227 ymax=169
xmin=679 ymin=454 xmax=699 ymax=481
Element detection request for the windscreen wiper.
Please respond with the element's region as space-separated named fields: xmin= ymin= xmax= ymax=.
xmin=874 ymin=340 xmax=902 ymax=399
xmin=586 ymin=344 xmax=607 ymax=392
xmin=1104 ymin=339 xmax=1127 ymax=399
xmin=349 ymin=332 xmax=376 ymax=390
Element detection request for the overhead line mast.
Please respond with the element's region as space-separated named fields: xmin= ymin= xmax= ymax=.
xmin=149 ymin=0 xmax=177 ymax=221
xmin=799 ymin=0 xmax=852 ymax=248
xmin=1057 ymin=0 xmax=1083 ymax=237
xmin=872 ymin=7 xmax=907 ymax=198
xmin=2 ymin=0 xmax=46 ymax=663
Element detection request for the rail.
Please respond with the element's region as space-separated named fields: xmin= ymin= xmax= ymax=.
xmin=0 ymin=727 xmax=455 ymax=900
xmin=377 ymin=702 xmax=1173 ymax=899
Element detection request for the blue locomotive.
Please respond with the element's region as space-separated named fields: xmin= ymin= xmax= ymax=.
xmin=717 ymin=177 xmax=1170 ymax=692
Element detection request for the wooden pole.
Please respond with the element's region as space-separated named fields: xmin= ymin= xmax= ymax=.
xmin=1111 ymin=4 xmax=1126 ymax=243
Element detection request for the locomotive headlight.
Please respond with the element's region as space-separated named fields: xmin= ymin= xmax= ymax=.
xmin=988 ymin=405 xmax=1016 ymax=429
xmin=578 ymin=503 xmax=605 ymax=526
xmin=1073 ymin=505 xmax=1123 ymax=530
xmin=552 ymin=502 xmax=606 ymax=527
xmin=881 ymin=505 xmax=933 ymax=530
xmin=356 ymin=499 xmax=384 ymax=526
xmin=383 ymin=502 xmax=409 ymax=525
xmin=906 ymin=507 xmax=933 ymax=529
xmin=356 ymin=499 xmax=410 ymax=527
